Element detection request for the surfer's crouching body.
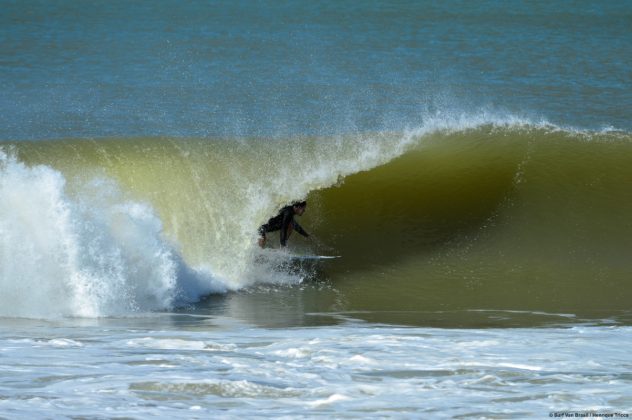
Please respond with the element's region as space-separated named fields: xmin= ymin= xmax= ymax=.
xmin=258 ymin=201 xmax=310 ymax=248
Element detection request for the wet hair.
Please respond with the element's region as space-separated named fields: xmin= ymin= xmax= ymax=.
xmin=292 ymin=200 xmax=307 ymax=208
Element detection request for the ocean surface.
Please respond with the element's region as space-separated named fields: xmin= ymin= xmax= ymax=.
xmin=1 ymin=1 xmax=631 ymax=418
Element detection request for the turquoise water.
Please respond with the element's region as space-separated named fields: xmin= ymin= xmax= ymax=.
xmin=1 ymin=1 xmax=632 ymax=417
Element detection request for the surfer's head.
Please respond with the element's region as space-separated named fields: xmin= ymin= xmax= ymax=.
xmin=292 ymin=200 xmax=307 ymax=215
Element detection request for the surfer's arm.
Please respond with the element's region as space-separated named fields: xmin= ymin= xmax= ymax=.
xmin=292 ymin=220 xmax=309 ymax=238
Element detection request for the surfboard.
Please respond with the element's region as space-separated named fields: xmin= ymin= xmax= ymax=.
xmin=254 ymin=251 xmax=340 ymax=264
xmin=290 ymin=255 xmax=340 ymax=261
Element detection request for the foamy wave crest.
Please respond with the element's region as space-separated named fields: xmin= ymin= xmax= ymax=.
xmin=0 ymin=151 xmax=220 ymax=319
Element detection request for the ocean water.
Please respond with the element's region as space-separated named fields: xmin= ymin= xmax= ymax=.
xmin=1 ymin=1 xmax=631 ymax=417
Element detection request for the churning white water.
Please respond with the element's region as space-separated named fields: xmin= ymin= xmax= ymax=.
xmin=0 ymin=152 xmax=225 ymax=318
xmin=0 ymin=315 xmax=630 ymax=418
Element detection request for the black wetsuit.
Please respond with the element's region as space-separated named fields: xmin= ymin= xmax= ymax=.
xmin=258 ymin=206 xmax=309 ymax=246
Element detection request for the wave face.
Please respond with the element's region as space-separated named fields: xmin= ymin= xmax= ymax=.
xmin=307 ymin=126 xmax=632 ymax=318
xmin=2 ymin=121 xmax=631 ymax=319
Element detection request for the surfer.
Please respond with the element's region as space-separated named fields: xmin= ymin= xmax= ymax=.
xmin=258 ymin=201 xmax=310 ymax=248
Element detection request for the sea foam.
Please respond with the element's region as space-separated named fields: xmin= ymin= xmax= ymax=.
xmin=0 ymin=151 xmax=217 ymax=318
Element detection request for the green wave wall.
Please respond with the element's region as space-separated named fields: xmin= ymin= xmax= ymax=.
xmin=305 ymin=127 xmax=632 ymax=320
